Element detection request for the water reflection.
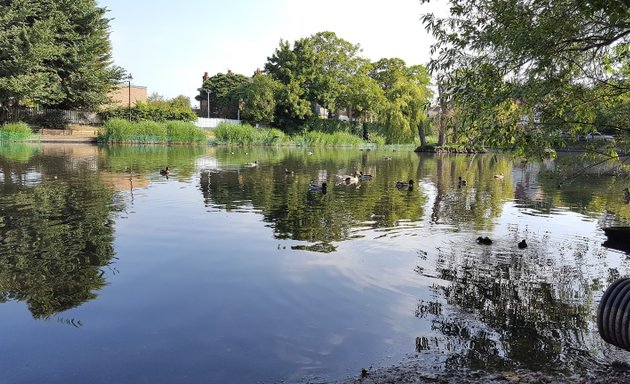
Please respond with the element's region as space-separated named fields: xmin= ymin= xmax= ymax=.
xmin=1 ymin=144 xmax=630 ymax=382
xmin=0 ymin=148 xmax=117 ymax=319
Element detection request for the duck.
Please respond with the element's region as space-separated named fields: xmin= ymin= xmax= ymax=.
xmin=396 ymin=179 xmax=414 ymax=190
xmin=384 ymin=156 xmax=392 ymax=161
xmin=357 ymin=172 xmax=373 ymax=181
xmin=246 ymin=161 xmax=258 ymax=167
xmin=285 ymin=168 xmax=294 ymax=176
xmin=458 ymin=177 xmax=467 ymax=187
xmin=344 ymin=175 xmax=359 ymax=185
xmin=159 ymin=167 xmax=170 ymax=176
xmin=476 ymin=236 xmax=493 ymax=245
xmin=624 ymin=187 xmax=630 ymax=204
xmin=518 ymin=239 xmax=528 ymax=249
xmin=308 ymin=181 xmax=327 ymax=193
xmin=494 ymin=173 xmax=504 ymax=179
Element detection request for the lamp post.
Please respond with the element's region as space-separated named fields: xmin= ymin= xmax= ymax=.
xmin=202 ymin=88 xmax=211 ymax=118
xmin=127 ymin=73 xmax=133 ymax=121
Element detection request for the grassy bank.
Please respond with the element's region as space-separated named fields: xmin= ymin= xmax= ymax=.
xmin=0 ymin=122 xmax=35 ymax=142
xmin=98 ymin=119 xmax=207 ymax=144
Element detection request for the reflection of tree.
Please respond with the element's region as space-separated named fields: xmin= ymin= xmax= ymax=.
xmin=0 ymin=158 xmax=117 ymax=319
xmin=101 ymin=145 xmax=208 ymax=179
xmin=201 ymin=150 xmax=427 ymax=246
xmin=414 ymin=232 xmax=614 ymax=374
xmin=422 ymin=154 xmax=514 ymax=231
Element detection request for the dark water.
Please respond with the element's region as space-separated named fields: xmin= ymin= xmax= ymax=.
xmin=1 ymin=143 xmax=629 ymax=383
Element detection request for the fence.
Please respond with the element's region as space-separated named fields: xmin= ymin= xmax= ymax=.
xmin=2 ymin=107 xmax=240 ymax=129
xmin=1 ymin=107 xmax=102 ymax=126
xmin=195 ymin=117 xmax=240 ymax=130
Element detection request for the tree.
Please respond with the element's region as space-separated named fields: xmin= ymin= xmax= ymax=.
xmin=370 ymin=59 xmax=432 ymax=144
xmin=235 ymin=73 xmax=279 ymax=126
xmin=196 ymin=71 xmax=248 ymax=118
xmin=421 ymin=0 xmax=630 ymax=155
xmin=0 ymin=0 xmax=124 ymax=112
xmin=265 ymin=31 xmax=365 ymax=128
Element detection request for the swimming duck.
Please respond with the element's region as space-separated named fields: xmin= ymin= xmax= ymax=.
xmin=396 ymin=179 xmax=414 ymax=190
xmin=458 ymin=177 xmax=467 ymax=187
xmin=476 ymin=236 xmax=493 ymax=245
xmin=494 ymin=173 xmax=504 ymax=179
xmin=308 ymin=181 xmax=327 ymax=193
xmin=159 ymin=167 xmax=170 ymax=176
xmin=246 ymin=161 xmax=258 ymax=167
xmin=624 ymin=187 xmax=630 ymax=204
xmin=342 ymin=174 xmax=359 ymax=184
xmin=357 ymin=172 xmax=373 ymax=181
xmin=518 ymin=239 xmax=528 ymax=249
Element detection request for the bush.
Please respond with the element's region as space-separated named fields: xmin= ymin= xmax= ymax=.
xmin=0 ymin=122 xmax=33 ymax=141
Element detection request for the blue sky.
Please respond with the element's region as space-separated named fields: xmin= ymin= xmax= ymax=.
xmin=97 ymin=0 xmax=448 ymax=107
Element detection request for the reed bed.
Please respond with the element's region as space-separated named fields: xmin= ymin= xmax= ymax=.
xmin=214 ymin=123 xmax=374 ymax=146
xmin=98 ymin=119 xmax=207 ymax=144
xmin=0 ymin=122 xmax=34 ymax=142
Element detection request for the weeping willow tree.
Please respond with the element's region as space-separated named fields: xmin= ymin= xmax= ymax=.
xmin=370 ymin=58 xmax=432 ymax=144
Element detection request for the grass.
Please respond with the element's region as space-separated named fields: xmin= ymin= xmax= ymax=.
xmin=98 ymin=119 xmax=207 ymax=144
xmin=213 ymin=123 xmax=394 ymax=147
xmin=0 ymin=122 xmax=34 ymax=142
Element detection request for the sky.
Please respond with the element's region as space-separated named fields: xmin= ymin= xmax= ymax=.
xmin=97 ymin=0 xmax=449 ymax=107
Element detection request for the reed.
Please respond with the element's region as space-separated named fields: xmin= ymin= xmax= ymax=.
xmin=214 ymin=123 xmax=287 ymax=145
xmin=0 ymin=122 xmax=33 ymax=142
xmin=99 ymin=119 xmax=207 ymax=144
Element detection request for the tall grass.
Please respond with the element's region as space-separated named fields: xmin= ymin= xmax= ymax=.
xmin=293 ymin=131 xmax=364 ymax=146
xmin=0 ymin=122 xmax=33 ymax=142
xmin=215 ymin=123 xmax=370 ymax=146
xmin=98 ymin=119 xmax=207 ymax=144
xmin=214 ymin=123 xmax=287 ymax=145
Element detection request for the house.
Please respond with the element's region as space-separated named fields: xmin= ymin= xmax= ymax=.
xmin=107 ymin=83 xmax=147 ymax=107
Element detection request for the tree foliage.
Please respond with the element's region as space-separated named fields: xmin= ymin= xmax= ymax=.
xmin=198 ymin=31 xmax=433 ymax=143
xmin=371 ymin=59 xmax=432 ymax=143
xmin=421 ymin=0 xmax=630 ymax=155
xmin=235 ymin=73 xmax=279 ymax=125
xmin=0 ymin=0 xmax=124 ymax=110
xmin=196 ymin=71 xmax=248 ymax=119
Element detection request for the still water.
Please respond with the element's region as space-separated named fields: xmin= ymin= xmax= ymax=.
xmin=1 ymin=143 xmax=629 ymax=383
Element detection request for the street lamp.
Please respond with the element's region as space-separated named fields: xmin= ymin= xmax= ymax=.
xmin=127 ymin=73 xmax=133 ymax=121
xmin=202 ymin=88 xmax=211 ymax=118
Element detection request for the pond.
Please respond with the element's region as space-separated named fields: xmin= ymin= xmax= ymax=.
xmin=1 ymin=143 xmax=629 ymax=383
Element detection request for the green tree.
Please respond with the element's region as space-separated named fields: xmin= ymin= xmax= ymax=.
xmin=421 ymin=0 xmax=630 ymax=155
xmin=370 ymin=59 xmax=432 ymax=144
xmin=196 ymin=71 xmax=248 ymax=118
xmin=235 ymin=73 xmax=280 ymax=125
xmin=266 ymin=31 xmax=365 ymax=128
xmin=0 ymin=0 xmax=124 ymax=112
